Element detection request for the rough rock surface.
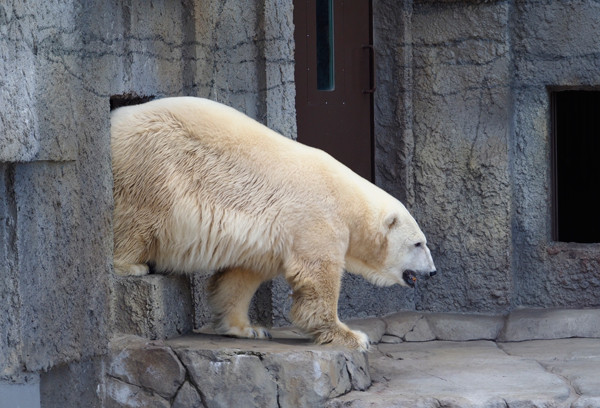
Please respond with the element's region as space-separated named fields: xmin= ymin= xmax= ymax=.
xmin=169 ymin=335 xmax=370 ymax=408
xmin=372 ymin=0 xmax=600 ymax=316
xmin=407 ymin=0 xmax=514 ymax=313
xmin=383 ymin=312 xmax=435 ymax=342
xmin=1 ymin=0 xmax=298 ymax=390
xmin=171 ymin=382 xmax=203 ymax=408
xmin=112 ymin=275 xmax=193 ymax=341
xmin=426 ymin=312 xmax=505 ymax=341
xmin=105 ymin=332 xmax=370 ymax=408
xmin=510 ymin=0 xmax=600 ymax=310
xmin=108 ymin=336 xmax=186 ymax=399
xmin=500 ymin=339 xmax=600 ymax=402
xmin=105 ymin=377 xmax=170 ymax=408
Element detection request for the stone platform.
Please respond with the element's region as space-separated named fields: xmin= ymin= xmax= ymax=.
xmin=105 ymin=331 xmax=369 ymax=408
xmin=105 ymin=308 xmax=600 ymax=408
xmin=329 ymin=338 xmax=600 ymax=408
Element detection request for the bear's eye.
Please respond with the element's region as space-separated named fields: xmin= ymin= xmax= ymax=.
xmin=415 ymin=242 xmax=422 ymax=248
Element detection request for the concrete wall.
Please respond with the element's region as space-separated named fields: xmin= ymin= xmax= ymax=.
xmin=0 ymin=0 xmax=113 ymax=385
xmin=370 ymin=0 xmax=514 ymax=313
xmin=409 ymin=0 xmax=513 ymax=312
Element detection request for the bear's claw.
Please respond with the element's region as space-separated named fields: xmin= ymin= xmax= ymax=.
xmin=248 ymin=327 xmax=272 ymax=339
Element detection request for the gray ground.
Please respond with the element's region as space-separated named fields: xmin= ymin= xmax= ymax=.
xmin=329 ymin=338 xmax=600 ymax=408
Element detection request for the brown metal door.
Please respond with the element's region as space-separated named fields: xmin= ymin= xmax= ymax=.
xmin=294 ymin=0 xmax=374 ymax=180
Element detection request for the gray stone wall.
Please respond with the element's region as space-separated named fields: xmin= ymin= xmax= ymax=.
xmin=511 ymin=0 xmax=600 ymax=307
xmin=188 ymin=0 xmax=296 ymax=135
xmin=371 ymin=0 xmax=514 ymax=313
xmin=0 ymin=0 xmax=114 ymax=384
xmin=0 ymin=0 xmax=296 ymax=405
xmin=410 ymin=0 xmax=513 ymax=312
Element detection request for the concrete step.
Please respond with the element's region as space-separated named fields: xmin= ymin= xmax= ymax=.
xmin=110 ymin=274 xmax=193 ymax=340
xmin=498 ymin=308 xmax=600 ymax=341
xmin=376 ymin=308 xmax=600 ymax=343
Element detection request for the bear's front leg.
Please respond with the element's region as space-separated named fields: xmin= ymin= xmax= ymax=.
xmin=286 ymin=256 xmax=370 ymax=351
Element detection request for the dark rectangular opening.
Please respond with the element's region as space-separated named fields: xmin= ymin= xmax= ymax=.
xmin=110 ymin=93 xmax=155 ymax=111
xmin=552 ymin=90 xmax=600 ymax=243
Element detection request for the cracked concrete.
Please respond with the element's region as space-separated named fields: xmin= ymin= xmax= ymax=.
xmin=329 ymin=338 xmax=600 ymax=408
xmin=500 ymin=339 xmax=600 ymax=404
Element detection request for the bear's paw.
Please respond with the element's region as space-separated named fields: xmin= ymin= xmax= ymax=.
xmin=316 ymin=326 xmax=370 ymax=351
xmin=114 ymin=261 xmax=150 ymax=277
xmin=216 ymin=324 xmax=272 ymax=340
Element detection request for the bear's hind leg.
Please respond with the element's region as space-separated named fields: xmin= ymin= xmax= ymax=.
xmin=113 ymin=233 xmax=151 ymax=276
xmin=208 ymin=267 xmax=271 ymax=339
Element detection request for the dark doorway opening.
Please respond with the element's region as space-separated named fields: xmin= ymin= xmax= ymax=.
xmin=552 ymin=90 xmax=600 ymax=243
xmin=110 ymin=93 xmax=155 ymax=111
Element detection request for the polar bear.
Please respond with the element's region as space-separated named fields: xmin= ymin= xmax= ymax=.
xmin=111 ymin=97 xmax=436 ymax=350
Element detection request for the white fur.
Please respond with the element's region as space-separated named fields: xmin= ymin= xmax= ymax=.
xmin=111 ymin=97 xmax=436 ymax=349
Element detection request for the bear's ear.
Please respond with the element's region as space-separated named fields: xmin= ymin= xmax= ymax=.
xmin=384 ymin=213 xmax=399 ymax=230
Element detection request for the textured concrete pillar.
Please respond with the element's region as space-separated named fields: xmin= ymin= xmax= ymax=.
xmin=408 ymin=1 xmax=513 ymax=312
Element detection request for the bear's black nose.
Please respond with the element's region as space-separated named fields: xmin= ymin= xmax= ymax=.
xmin=429 ymin=270 xmax=437 ymax=277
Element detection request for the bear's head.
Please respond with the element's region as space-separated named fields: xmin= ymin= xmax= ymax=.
xmin=381 ymin=209 xmax=437 ymax=288
xmin=346 ymin=201 xmax=437 ymax=288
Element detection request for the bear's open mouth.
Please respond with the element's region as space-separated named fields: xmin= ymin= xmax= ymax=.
xmin=402 ymin=270 xmax=417 ymax=288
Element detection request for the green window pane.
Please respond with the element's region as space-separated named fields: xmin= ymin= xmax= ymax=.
xmin=316 ymin=0 xmax=334 ymax=91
